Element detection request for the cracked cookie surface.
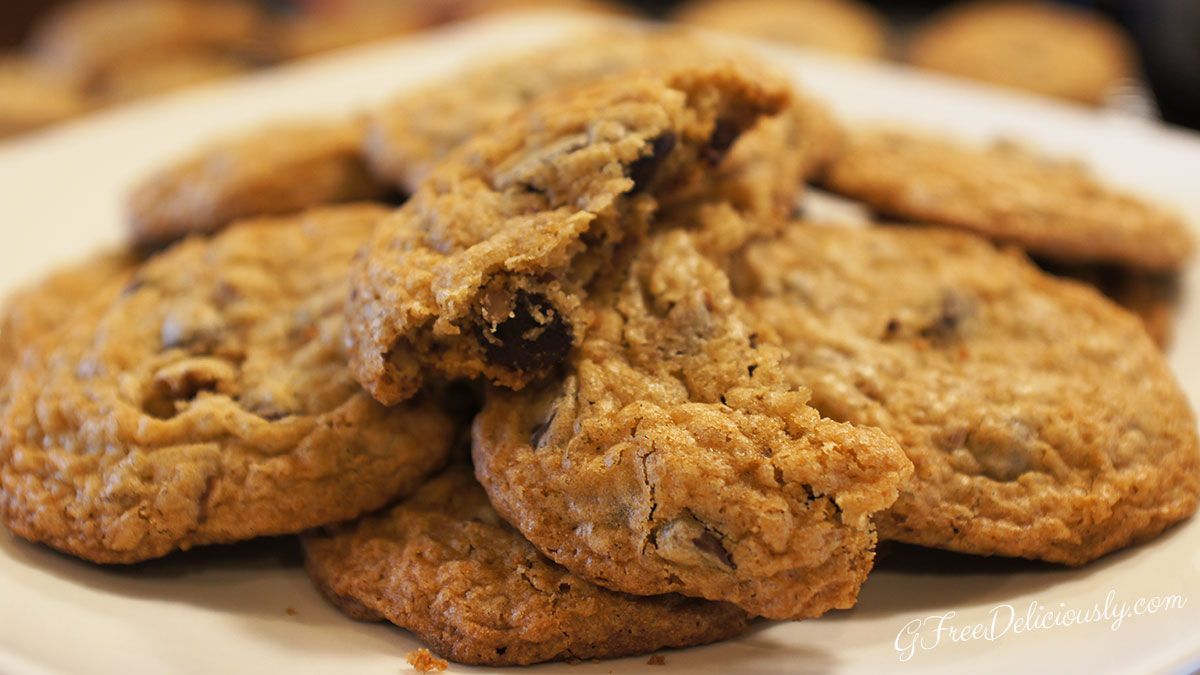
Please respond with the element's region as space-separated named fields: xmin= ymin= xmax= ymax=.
xmin=473 ymin=230 xmax=910 ymax=620
xmin=363 ymin=30 xmax=834 ymax=199
xmin=0 ymin=204 xmax=454 ymax=563
xmin=129 ymin=120 xmax=388 ymax=247
xmin=731 ymin=220 xmax=1200 ymax=564
xmin=348 ymin=66 xmax=788 ymax=405
xmin=821 ymin=130 xmax=1195 ymax=270
xmin=303 ymin=464 xmax=750 ymax=666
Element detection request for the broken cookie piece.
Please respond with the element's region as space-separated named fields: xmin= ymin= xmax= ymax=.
xmin=347 ymin=65 xmax=788 ymax=404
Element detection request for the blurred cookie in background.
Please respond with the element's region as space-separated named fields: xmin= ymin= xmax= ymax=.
xmin=88 ymin=50 xmax=251 ymax=103
xmin=907 ymin=1 xmax=1137 ymax=105
xmin=269 ymin=0 xmax=432 ymax=59
xmin=671 ymin=0 xmax=890 ymax=58
xmin=29 ymin=0 xmax=266 ymax=86
xmin=0 ymin=55 xmax=88 ymax=138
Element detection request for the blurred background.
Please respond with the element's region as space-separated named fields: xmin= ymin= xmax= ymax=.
xmin=2 ymin=0 xmax=1198 ymax=139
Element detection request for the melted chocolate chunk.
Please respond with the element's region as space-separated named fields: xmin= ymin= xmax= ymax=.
xmin=703 ymin=118 xmax=743 ymax=164
xmin=628 ymin=133 xmax=677 ymax=193
xmin=692 ymin=531 xmax=736 ymax=569
xmin=478 ymin=291 xmax=572 ymax=373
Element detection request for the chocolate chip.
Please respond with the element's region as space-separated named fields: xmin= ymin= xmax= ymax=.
xmin=628 ymin=132 xmax=676 ymax=193
xmin=379 ymin=187 xmax=408 ymax=206
xmin=883 ymin=318 xmax=901 ymax=339
xmin=919 ymin=291 xmax=969 ymax=342
xmin=691 ymin=531 xmax=735 ymax=569
xmin=703 ymin=118 xmax=742 ymax=164
xmin=529 ymin=409 xmax=557 ymax=448
xmin=477 ymin=291 xmax=572 ymax=373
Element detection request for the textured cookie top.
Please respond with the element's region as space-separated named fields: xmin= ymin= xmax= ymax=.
xmin=0 ymin=204 xmax=455 ymax=563
xmin=672 ymin=0 xmax=889 ymax=58
xmin=732 ymin=221 xmax=1200 ymax=564
xmin=821 ymin=130 xmax=1196 ymax=270
xmin=303 ymin=464 xmax=750 ymax=666
xmin=362 ymin=30 xmax=825 ymax=194
xmin=348 ymin=65 xmax=788 ymax=404
xmin=907 ymin=0 xmax=1135 ymax=105
xmin=0 ymin=250 xmax=137 ymax=386
xmin=473 ymin=230 xmax=910 ymax=620
xmin=128 ymin=120 xmax=387 ymax=247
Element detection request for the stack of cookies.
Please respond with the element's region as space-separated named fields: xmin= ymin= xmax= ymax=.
xmin=1 ymin=29 xmax=1198 ymax=668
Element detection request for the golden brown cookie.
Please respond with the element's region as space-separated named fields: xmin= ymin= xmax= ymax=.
xmin=128 ymin=120 xmax=389 ymax=247
xmin=821 ymin=130 xmax=1195 ymax=271
xmin=30 ymin=0 xmax=265 ymax=86
xmin=0 ymin=204 xmax=455 ymax=563
xmin=907 ymin=1 xmax=1136 ymax=105
xmin=303 ymin=464 xmax=751 ymax=666
xmin=88 ymin=50 xmax=250 ymax=104
xmin=267 ymin=0 xmax=432 ymax=60
xmin=0 ymin=56 xmax=88 ymax=139
xmin=672 ymin=0 xmax=890 ymax=58
xmin=362 ymin=30 xmax=835 ymax=196
xmin=730 ymin=219 xmax=1200 ymax=565
xmin=348 ymin=65 xmax=788 ymax=405
xmin=0 ymin=251 xmax=138 ymax=386
xmin=473 ymin=229 xmax=910 ymax=620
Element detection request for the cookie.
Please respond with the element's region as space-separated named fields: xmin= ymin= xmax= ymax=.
xmin=447 ymin=0 xmax=635 ymax=19
xmin=730 ymin=219 xmax=1200 ymax=564
xmin=128 ymin=120 xmax=389 ymax=247
xmin=907 ymin=1 xmax=1136 ymax=105
xmin=672 ymin=0 xmax=889 ymax=58
xmin=89 ymin=50 xmax=249 ymax=104
xmin=0 ymin=204 xmax=455 ymax=563
xmin=0 ymin=251 xmax=137 ymax=385
xmin=362 ymin=30 xmax=832 ymax=196
xmin=268 ymin=0 xmax=431 ymax=60
xmin=30 ymin=0 xmax=264 ymax=86
xmin=348 ymin=65 xmax=789 ymax=405
xmin=473 ymin=229 xmax=910 ymax=620
xmin=303 ymin=464 xmax=751 ymax=666
xmin=1035 ymin=260 xmax=1180 ymax=349
xmin=0 ymin=56 xmax=88 ymax=139
xmin=821 ymin=130 xmax=1195 ymax=271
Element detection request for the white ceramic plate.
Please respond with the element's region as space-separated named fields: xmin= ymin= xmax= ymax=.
xmin=1 ymin=11 xmax=1198 ymax=675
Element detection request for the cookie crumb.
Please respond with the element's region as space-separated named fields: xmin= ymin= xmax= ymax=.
xmin=647 ymin=654 xmax=667 ymax=665
xmin=285 ymin=607 xmax=297 ymax=616
xmin=407 ymin=648 xmax=448 ymax=673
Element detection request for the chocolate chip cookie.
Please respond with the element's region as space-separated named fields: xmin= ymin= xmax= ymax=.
xmin=821 ymin=130 xmax=1195 ymax=271
xmin=473 ymin=230 xmax=911 ymax=620
xmin=672 ymin=0 xmax=890 ymax=58
xmin=303 ymin=464 xmax=751 ymax=666
xmin=907 ymin=1 xmax=1136 ymax=105
xmin=0 ymin=204 xmax=455 ymax=563
xmin=362 ymin=30 xmax=833 ymax=197
xmin=0 ymin=250 xmax=137 ymax=385
xmin=347 ymin=66 xmax=788 ymax=405
xmin=731 ymin=219 xmax=1200 ymax=564
xmin=128 ymin=120 xmax=389 ymax=247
